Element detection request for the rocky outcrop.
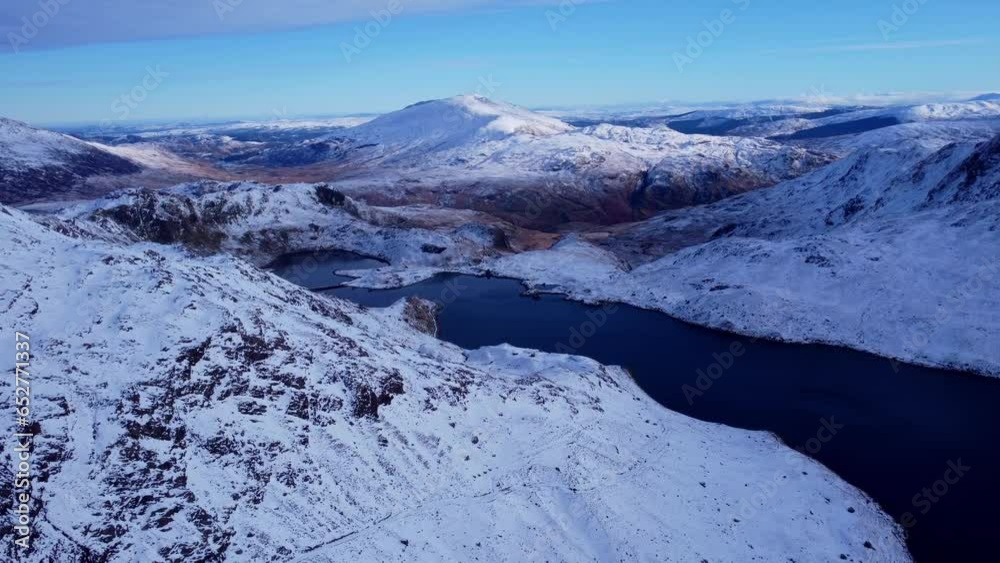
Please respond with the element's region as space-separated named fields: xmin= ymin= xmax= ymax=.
xmin=400 ymin=296 xmax=440 ymax=336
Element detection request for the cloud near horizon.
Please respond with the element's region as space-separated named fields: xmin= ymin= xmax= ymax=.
xmin=0 ymin=0 xmax=576 ymax=53
xmin=760 ymin=37 xmax=989 ymax=56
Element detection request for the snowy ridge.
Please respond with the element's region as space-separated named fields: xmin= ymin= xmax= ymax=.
xmin=60 ymin=181 xmax=512 ymax=271
xmin=0 ymin=204 xmax=909 ymax=562
xmin=803 ymin=120 xmax=1000 ymax=155
xmin=757 ymin=100 xmax=1000 ymax=139
xmin=0 ymin=117 xmax=139 ymax=172
xmin=898 ymin=100 xmax=1000 ymax=122
xmin=0 ymin=117 xmax=146 ymax=205
xmin=0 ymin=117 xmax=91 ymax=164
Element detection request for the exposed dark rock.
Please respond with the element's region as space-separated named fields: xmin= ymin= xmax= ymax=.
xmin=93 ymin=190 xmax=227 ymax=254
xmin=401 ymin=297 xmax=440 ymax=336
xmin=315 ymin=185 xmax=347 ymax=207
xmin=352 ymin=374 xmax=405 ymax=419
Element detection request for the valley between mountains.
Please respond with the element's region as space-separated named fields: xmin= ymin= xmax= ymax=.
xmin=3 ymin=93 xmax=1000 ymax=562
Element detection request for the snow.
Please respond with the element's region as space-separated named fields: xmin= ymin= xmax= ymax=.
xmin=307 ymin=97 xmax=833 ymax=223
xmin=60 ymin=181 xmax=510 ymax=271
xmin=37 ymin=98 xmax=1000 ymax=380
xmin=0 ymin=117 xmax=90 ymax=166
xmin=341 ymin=95 xmax=573 ymax=150
xmin=331 ymin=96 xmax=826 ymax=177
xmin=89 ymin=141 xmax=213 ymax=175
xmin=899 ymin=100 xmax=1000 ymax=122
xmin=90 ymin=116 xmax=375 ymax=139
xmin=0 ymin=117 xmax=152 ymax=206
xmin=0 ymin=203 xmax=910 ymax=562
xmin=756 ymin=101 xmax=1000 ymax=139
xmin=489 ymin=129 xmax=1000 ymax=377
xmin=804 ymin=120 xmax=1000 ymax=155
xmin=488 ymin=235 xmax=628 ymax=297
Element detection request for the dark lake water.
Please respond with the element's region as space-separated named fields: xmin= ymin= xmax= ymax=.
xmin=266 ymin=250 xmax=387 ymax=290
xmin=272 ymin=251 xmax=1000 ymax=563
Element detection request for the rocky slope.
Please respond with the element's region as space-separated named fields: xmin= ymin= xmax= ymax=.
xmin=59 ymin=181 xmax=517 ymax=271
xmin=0 ymin=203 xmax=910 ymax=562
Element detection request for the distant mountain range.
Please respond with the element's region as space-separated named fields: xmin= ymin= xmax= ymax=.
xmin=7 ymin=95 xmax=1000 ymax=228
xmin=182 ymin=95 xmax=837 ymax=226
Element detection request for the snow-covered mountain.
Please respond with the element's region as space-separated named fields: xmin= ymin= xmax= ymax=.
xmin=488 ymin=126 xmax=1000 ymax=376
xmin=0 ymin=118 xmax=143 ymax=205
xmin=266 ymin=95 xmax=834 ymax=226
xmin=216 ymin=95 xmax=574 ymax=170
xmin=345 ymin=95 xmax=574 ymax=154
xmin=0 ymin=203 xmax=910 ymax=562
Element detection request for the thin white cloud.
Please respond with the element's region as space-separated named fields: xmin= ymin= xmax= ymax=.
xmin=0 ymin=0 xmax=585 ymax=53
xmin=760 ymin=37 xmax=988 ymax=56
xmin=808 ymin=37 xmax=987 ymax=52
xmin=785 ymin=90 xmax=990 ymax=107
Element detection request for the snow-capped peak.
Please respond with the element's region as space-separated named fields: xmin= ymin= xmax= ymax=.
xmin=442 ymin=94 xmax=575 ymax=136
xmin=342 ymin=94 xmax=573 ymax=149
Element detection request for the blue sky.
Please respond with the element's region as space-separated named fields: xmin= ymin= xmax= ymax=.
xmin=1 ymin=0 xmax=998 ymax=125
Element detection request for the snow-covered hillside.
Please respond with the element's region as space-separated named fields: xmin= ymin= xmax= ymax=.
xmin=491 ymin=129 xmax=1000 ymax=377
xmin=0 ymin=203 xmax=909 ymax=562
xmin=758 ymin=100 xmax=1000 ymax=140
xmin=0 ymin=118 xmax=142 ymax=205
xmin=651 ymin=97 xmax=1000 ymax=140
